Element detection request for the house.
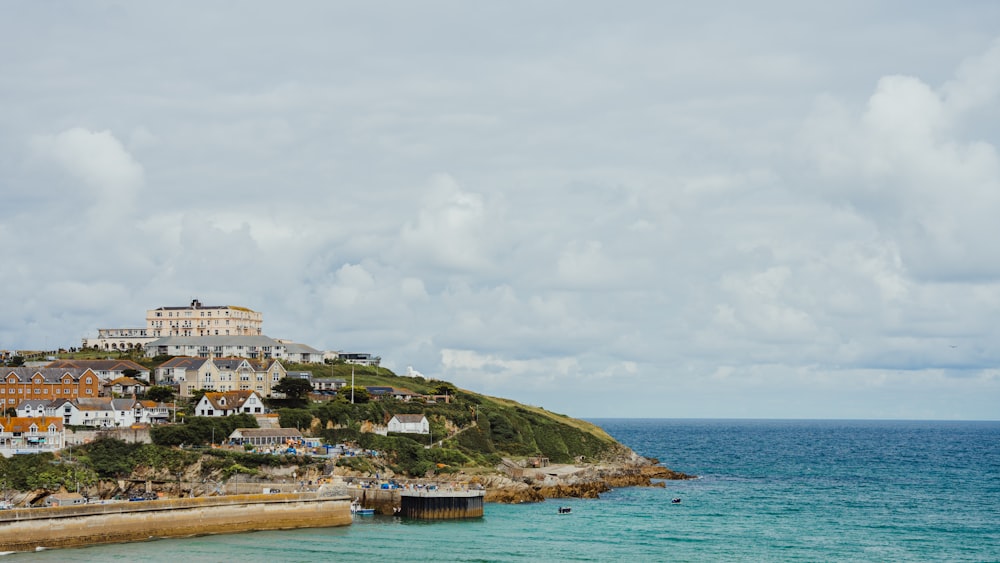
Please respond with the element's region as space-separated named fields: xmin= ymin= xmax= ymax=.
xmin=310 ymin=377 xmax=346 ymax=393
xmin=154 ymin=357 xmax=218 ymax=398
xmin=280 ymin=342 xmax=324 ymax=364
xmin=0 ymin=416 xmax=65 ymax=456
xmin=1 ymin=368 xmax=101 ymax=409
xmin=387 ymin=414 xmax=430 ymax=434
xmin=366 ymin=386 xmax=394 ymax=400
xmin=15 ymin=399 xmax=50 ymax=418
xmin=104 ymin=376 xmax=148 ymax=397
xmin=44 ymin=492 xmax=86 ymax=507
xmin=51 ymin=397 xmax=140 ymax=427
xmin=228 ymin=427 xmax=303 ymax=447
xmin=213 ymin=357 xmax=286 ymax=397
xmin=143 ymin=335 xmax=288 ymax=362
xmin=135 ymin=400 xmax=175 ymax=424
xmin=44 ymin=359 xmax=150 ymax=383
xmin=337 ymin=352 xmax=381 ymax=367
xmin=194 ymin=390 xmax=265 ymax=417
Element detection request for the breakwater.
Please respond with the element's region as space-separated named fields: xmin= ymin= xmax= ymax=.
xmin=399 ymin=490 xmax=484 ymax=519
xmin=0 ymin=492 xmax=351 ymax=553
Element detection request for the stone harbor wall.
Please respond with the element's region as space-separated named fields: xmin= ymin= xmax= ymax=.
xmin=0 ymin=493 xmax=351 ymax=553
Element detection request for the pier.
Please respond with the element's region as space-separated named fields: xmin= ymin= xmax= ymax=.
xmin=399 ymin=489 xmax=485 ymax=519
xmin=0 ymin=492 xmax=351 ymax=553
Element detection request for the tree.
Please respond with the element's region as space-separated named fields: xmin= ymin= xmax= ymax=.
xmin=341 ymin=386 xmax=370 ymax=404
xmin=277 ymin=408 xmax=314 ymax=431
xmin=432 ymin=382 xmax=457 ymax=396
xmin=272 ymin=378 xmax=314 ymax=407
xmin=145 ymin=385 xmax=176 ymax=403
xmin=9 ymin=356 xmax=24 ymax=367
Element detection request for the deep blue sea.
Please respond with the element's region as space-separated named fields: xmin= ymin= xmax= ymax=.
xmin=6 ymin=419 xmax=999 ymax=562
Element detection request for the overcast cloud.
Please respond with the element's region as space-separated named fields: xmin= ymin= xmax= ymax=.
xmin=3 ymin=1 xmax=1000 ymax=420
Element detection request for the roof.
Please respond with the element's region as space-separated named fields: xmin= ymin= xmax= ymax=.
xmin=391 ymin=414 xmax=427 ymax=423
xmin=2 ymin=368 xmax=95 ymax=384
xmin=153 ymin=303 xmax=258 ymax=313
xmin=45 ymin=359 xmax=148 ymax=372
xmin=229 ymin=428 xmax=303 ymax=438
xmin=146 ymin=335 xmax=282 ymax=347
xmin=16 ymin=400 xmax=50 ymax=409
xmin=157 ymin=357 xmax=211 ymax=369
xmin=213 ymin=357 xmax=275 ymax=371
xmin=201 ymin=390 xmax=260 ymax=410
xmin=0 ymin=416 xmax=63 ymax=432
xmin=283 ymin=342 xmax=322 ymax=354
xmin=106 ymin=376 xmax=147 ymax=387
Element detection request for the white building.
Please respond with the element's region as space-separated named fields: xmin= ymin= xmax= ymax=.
xmin=0 ymin=416 xmax=64 ymax=457
xmin=83 ymin=299 xmax=263 ymax=350
xmin=387 ymin=414 xmax=429 ymax=434
xmin=194 ymin=390 xmax=265 ymax=417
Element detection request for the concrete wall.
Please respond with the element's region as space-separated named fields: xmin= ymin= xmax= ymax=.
xmin=0 ymin=493 xmax=351 ymax=553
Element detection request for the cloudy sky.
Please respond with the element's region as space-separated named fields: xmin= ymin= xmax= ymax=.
xmin=3 ymin=2 xmax=1000 ymax=420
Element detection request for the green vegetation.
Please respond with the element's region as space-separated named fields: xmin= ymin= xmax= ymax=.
xmin=0 ymin=366 xmax=625 ymax=494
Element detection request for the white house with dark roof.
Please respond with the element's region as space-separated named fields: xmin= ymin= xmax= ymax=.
xmin=194 ymin=390 xmax=265 ymax=417
xmin=387 ymin=414 xmax=429 ymax=434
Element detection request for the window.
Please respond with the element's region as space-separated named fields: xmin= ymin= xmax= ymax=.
xmin=85 ymin=389 xmax=93 ymax=395
xmin=86 ymin=378 xmax=92 ymax=384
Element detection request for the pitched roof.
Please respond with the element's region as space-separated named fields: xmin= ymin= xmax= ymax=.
xmin=230 ymin=428 xmax=302 ymax=438
xmin=45 ymin=359 xmax=148 ymax=372
xmin=201 ymin=390 xmax=259 ymax=410
xmin=106 ymin=376 xmax=147 ymax=387
xmin=0 ymin=416 xmax=63 ymax=432
xmin=157 ymin=357 xmax=211 ymax=369
xmin=392 ymin=414 xmax=427 ymax=423
xmin=1 ymin=368 xmax=94 ymax=383
xmin=147 ymin=335 xmax=281 ymax=347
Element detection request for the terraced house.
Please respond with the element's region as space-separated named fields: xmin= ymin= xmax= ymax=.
xmin=0 ymin=368 xmax=101 ymax=409
xmin=0 ymin=416 xmax=64 ymax=457
xmin=155 ymin=357 xmax=286 ymax=398
xmin=44 ymin=359 xmax=150 ymax=383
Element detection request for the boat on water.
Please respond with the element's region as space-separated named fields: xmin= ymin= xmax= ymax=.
xmin=351 ymin=501 xmax=376 ymax=516
xmin=671 ymin=498 xmax=682 ymax=504
xmin=558 ymin=506 xmax=572 ymax=514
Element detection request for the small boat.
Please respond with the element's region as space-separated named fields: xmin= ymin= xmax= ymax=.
xmin=558 ymin=506 xmax=572 ymax=514
xmin=351 ymin=501 xmax=376 ymax=515
xmin=671 ymin=498 xmax=682 ymax=504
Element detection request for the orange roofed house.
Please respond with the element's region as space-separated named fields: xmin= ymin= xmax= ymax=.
xmin=1 ymin=368 xmax=101 ymax=410
xmin=0 ymin=416 xmax=65 ymax=457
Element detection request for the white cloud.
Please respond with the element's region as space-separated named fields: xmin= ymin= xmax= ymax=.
xmin=31 ymin=127 xmax=144 ymax=199
xmin=4 ymin=4 xmax=1000 ymax=419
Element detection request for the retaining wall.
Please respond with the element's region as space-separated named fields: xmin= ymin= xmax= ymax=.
xmin=0 ymin=493 xmax=351 ymax=553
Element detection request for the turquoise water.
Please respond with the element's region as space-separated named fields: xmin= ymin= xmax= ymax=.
xmin=6 ymin=419 xmax=999 ymax=562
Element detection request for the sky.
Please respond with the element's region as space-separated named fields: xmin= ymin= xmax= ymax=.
xmin=3 ymin=2 xmax=1000 ymax=420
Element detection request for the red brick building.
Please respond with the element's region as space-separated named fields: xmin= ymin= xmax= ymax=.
xmin=1 ymin=368 xmax=102 ymax=409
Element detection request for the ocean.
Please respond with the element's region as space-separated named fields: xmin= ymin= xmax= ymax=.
xmin=6 ymin=419 xmax=999 ymax=562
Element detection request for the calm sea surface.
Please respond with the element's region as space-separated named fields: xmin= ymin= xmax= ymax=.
xmin=6 ymin=419 xmax=999 ymax=562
